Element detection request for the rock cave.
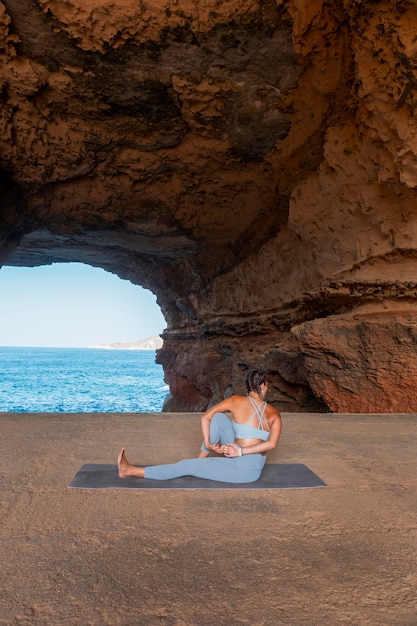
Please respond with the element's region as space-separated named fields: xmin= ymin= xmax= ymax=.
xmin=1 ymin=0 xmax=417 ymax=413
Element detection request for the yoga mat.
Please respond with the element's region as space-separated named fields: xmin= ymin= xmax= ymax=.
xmin=69 ymin=463 xmax=326 ymax=490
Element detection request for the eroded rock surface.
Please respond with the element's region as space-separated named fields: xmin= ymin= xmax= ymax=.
xmin=1 ymin=1 xmax=417 ymax=412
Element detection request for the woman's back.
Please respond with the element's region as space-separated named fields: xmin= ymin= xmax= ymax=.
xmin=228 ymin=393 xmax=273 ymax=422
xmin=227 ymin=394 xmax=278 ymax=442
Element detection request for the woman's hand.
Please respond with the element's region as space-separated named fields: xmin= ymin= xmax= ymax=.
xmin=205 ymin=442 xmax=243 ymax=457
xmin=223 ymin=443 xmax=243 ymax=457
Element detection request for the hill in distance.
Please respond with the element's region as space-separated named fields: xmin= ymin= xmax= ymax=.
xmin=90 ymin=335 xmax=163 ymax=350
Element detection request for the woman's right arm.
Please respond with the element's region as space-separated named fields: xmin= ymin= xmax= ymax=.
xmin=200 ymin=396 xmax=238 ymax=450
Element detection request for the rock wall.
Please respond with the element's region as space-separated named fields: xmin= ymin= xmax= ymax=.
xmin=1 ymin=1 xmax=417 ymax=412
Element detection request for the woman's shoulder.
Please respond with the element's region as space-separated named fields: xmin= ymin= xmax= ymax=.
xmin=221 ymin=394 xmax=244 ymax=408
xmin=211 ymin=394 xmax=247 ymax=413
xmin=265 ymin=403 xmax=282 ymax=421
xmin=223 ymin=393 xmax=247 ymax=402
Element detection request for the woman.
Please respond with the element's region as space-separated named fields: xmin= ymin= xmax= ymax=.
xmin=118 ymin=369 xmax=282 ymax=484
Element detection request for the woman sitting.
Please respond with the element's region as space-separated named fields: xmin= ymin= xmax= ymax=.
xmin=118 ymin=369 xmax=282 ymax=484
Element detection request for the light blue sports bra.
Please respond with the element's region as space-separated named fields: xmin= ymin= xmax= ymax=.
xmin=233 ymin=396 xmax=270 ymax=441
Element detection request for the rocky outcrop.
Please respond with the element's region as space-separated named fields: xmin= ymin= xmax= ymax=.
xmin=293 ymin=307 xmax=417 ymax=413
xmin=1 ymin=1 xmax=417 ymax=412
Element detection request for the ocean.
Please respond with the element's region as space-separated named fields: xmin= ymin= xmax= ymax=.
xmin=0 ymin=347 xmax=168 ymax=412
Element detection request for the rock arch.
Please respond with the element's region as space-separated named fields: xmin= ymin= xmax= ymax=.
xmin=2 ymin=0 xmax=417 ymax=412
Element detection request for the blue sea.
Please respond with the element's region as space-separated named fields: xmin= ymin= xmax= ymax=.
xmin=0 ymin=347 xmax=168 ymax=412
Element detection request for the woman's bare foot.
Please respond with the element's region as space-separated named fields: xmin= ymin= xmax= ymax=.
xmin=117 ymin=448 xmax=145 ymax=478
xmin=118 ymin=448 xmax=131 ymax=478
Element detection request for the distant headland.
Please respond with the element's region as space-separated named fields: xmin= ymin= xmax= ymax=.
xmin=89 ymin=335 xmax=163 ymax=350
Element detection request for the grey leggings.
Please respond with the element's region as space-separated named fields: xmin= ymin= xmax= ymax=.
xmin=144 ymin=412 xmax=266 ymax=484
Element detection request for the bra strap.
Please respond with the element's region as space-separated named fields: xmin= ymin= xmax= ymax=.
xmin=247 ymin=396 xmax=268 ymax=429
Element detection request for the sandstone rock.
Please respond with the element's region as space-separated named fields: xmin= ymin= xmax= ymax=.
xmin=292 ymin=307 xmax=417 ymax=413
xmin=1 ymin=1 xmax=417 ymax=412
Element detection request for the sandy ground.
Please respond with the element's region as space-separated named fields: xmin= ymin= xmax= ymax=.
xmin=0 ymin=411 xmax=416 ymax=626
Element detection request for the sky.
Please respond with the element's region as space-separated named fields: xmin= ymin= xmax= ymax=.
xmin=0 ymin=263 xmax=166 ymax=348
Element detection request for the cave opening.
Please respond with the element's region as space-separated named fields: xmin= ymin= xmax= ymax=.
xmin=0 ymin=262 xmax=165 ymax=348
xmin=0 ymin=262 xmax=167 ymax=412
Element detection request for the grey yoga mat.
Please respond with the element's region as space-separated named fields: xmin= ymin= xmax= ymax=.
xmin=69 ymin=463 xmax=326 ymax=490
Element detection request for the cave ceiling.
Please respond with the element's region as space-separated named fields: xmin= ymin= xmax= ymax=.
xmin=0 ymin=0 xmax=307 ymax=300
